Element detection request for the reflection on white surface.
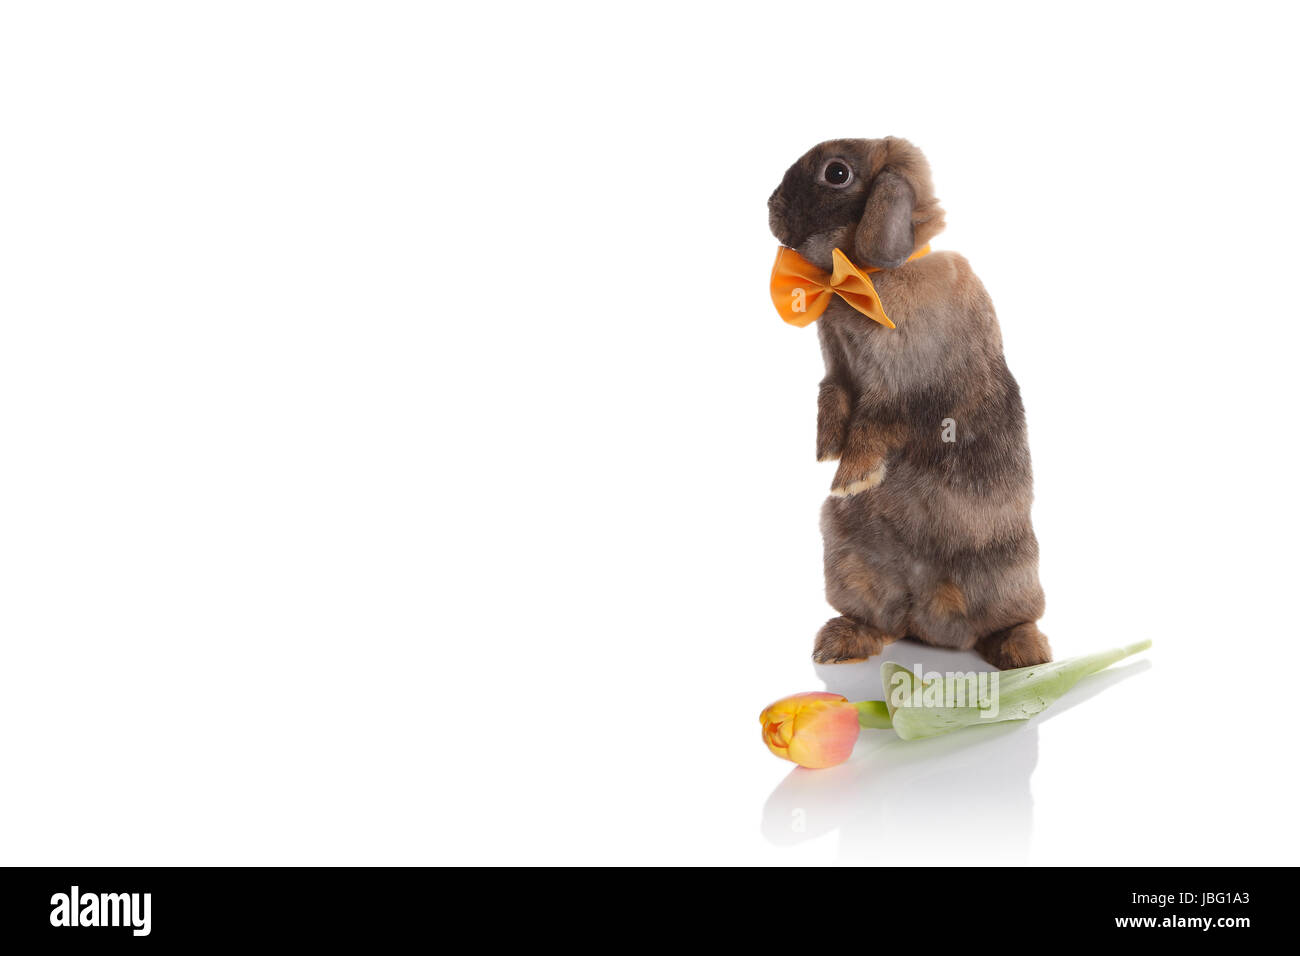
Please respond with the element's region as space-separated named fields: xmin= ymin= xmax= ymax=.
xmin=761 ymin=641 xmax=1151 ymax=865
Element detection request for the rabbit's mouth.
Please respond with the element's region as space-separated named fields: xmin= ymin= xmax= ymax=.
xmin=768 ymin=208 xmax=820 ymax=258
xmin=795 ymin=230 xmax=851 ymax=272
xmin=768 ymin=186 xmax=816 ymax=249
xmin=769 ymin=192 xmax=854 ymax=270
xmin=770 ymin=223 xmax=852 ymax=274
xmin=768 ymin=197 xmax=799 ymax=248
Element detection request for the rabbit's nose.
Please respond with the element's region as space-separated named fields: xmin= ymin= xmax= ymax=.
xmin=768 ymin=202 xmax=781 ymax=223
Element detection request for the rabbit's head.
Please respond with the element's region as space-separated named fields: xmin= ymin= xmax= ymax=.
xmin=768 ymin=137 xmax=946 ymax=271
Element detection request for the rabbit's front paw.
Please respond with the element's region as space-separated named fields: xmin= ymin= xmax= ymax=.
xmin=816 ymin=381 xmax=851 ymax=462
xmin=830 ymin=455 xmax=886 ymax=497
xmin=976 ymin=622 xmax=1053 ymax=670
xmin=813 ymin=615 xmax=900 ymax=663
xmin=830 ymin=417 xmax=897 ymax=496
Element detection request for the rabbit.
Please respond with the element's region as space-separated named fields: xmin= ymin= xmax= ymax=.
xmin=767 ymin=136 xmax=1051 ymax=670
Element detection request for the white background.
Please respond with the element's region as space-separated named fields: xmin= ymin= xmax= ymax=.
xmin=2 ymin=1 xmax=1297 ymax=865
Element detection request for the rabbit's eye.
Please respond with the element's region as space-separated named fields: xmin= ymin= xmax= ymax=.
xmin=821 ymin=160 xmax=853 ymax=188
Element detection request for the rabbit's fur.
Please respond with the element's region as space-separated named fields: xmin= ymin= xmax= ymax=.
xmin=768 ymin=137 xmax=1051 ymax=670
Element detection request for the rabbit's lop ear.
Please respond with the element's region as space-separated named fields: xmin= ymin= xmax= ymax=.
xmin=854 ymin=169 xmax=915 ymax=269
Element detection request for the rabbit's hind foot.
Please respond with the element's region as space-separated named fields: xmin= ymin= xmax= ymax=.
xmin=975 ymin=622 xmax=1052 ymax=670
xmin=813 ymin=615 xmax=902 ymax=664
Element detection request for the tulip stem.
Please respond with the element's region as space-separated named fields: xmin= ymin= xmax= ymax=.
xmin=854 ymin=699 xmax=893 ymax=730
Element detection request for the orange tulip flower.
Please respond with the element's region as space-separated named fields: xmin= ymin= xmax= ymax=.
xmin=759 ymin=692 xmax=862 ymax=769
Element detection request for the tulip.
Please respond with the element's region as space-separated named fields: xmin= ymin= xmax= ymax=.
xmin=759 ymin=692 xmax=871 ymax=769
xmin=760 ymin=641 xmax=1151 ymax=768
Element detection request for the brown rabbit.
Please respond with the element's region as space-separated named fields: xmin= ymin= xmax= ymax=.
xmin=768 ymin=137 xmax=1051 ymax=670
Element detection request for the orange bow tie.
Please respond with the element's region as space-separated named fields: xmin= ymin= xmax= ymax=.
xmin=770 ymin=245 xmax=930 ymax=329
